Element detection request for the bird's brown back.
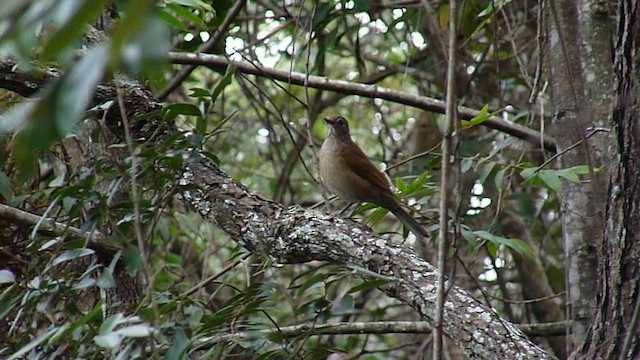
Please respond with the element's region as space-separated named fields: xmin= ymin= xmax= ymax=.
xmin=320 ymin=135 xmax=394 ymax=205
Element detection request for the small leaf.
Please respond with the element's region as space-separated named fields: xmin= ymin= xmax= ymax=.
xmin=167 ymin=4 xmax=208 ymax=28
xmin=558 ymin=168 xmax=581 ymax=184
xmin=395 ymin=177 xmax=409 ymax=193
xmin=0 ymin=270 xmax=15 ymax=284
xmin=97 ymin=270 xmax=116 ymax=289
xmin=331 ymin=295 xmax=355 ymax=315
xmin=123 ymin=247 xmax=142 ymax=276
xmin=438 ymin=4 xmax=450 ymax=30
xmin=99 ymin=314 xmax=126 ymax=334
xmin=365 ymin=207 xmax=389 ymax=226
xmin=8 ymin=327 xmax=58 ymax=360
xmin=520 ymin=167 xmax=539 ymax=181
xmin=210 ymin=65 xmax=236 ymax=105
xmin=538 ymin=170 xmax=563 ymax=193
xmin=94 ymin=332 xmax=122 ymax=349
xmin=501 ymin=238 xmax=534 ymax=258
xmin=407 ymin=171 xmax=429 ymax=194
xmin=474 ymin=231 xmax=533 ymax=257
xmin=297 ymin=273 xmax=326 ymax=296
xmin=0 ymin=170 xmax=13 ymax=200
xmin=347 ymin=279 xmax=391 ymax=294
xmin=52 ymin=248 xmax=95 ymax=266
xmin=166 ymin=0 xmax=213 ymax=11
xmin=569 ymin=165 xmax=591 ymax=174
xmin=165 ymin=327 xmax=189 ymax=360
xmin=41 ymin=0 xmax=110 ymax=59
xmin=73 ymin=276 xmax=96 ymax=290
xmin=461 ymin=158 xmax=473 ymax=173
xmin=157 ymin=9 xmax=188 ymax=31
xmin=495 ymin=168 xmax=507 ymax=189
xmin=116 ymin=324 xmax=152 ymax=337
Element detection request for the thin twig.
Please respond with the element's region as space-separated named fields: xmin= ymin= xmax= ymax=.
xmin=434 ymin=0 xmax=458 ymax=356
xmin=116 ymin=84 xmax=150 ymax=285
xmin=157 ymin=0 xmax=247 ymax=101
xmin=191 ymin=320 xmax=570 ymax=350
xmin=169 ymin=52 xmax=557 ymax=151
xmin=180 ymin=253 xmax=250 ymax=298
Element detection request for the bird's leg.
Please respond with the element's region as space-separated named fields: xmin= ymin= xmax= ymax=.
xmin=340 ymin=202 xmax=360 ymax=217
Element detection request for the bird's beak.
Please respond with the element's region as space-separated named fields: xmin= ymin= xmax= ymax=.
xmin=324 ymin=117 xmax=336 ymax=125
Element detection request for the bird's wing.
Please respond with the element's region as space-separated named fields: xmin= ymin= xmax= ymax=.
xmin=341 ymin=143 xmax=393 ymax=193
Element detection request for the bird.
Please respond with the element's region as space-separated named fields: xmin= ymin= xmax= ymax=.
xmin=319 ymin=115 xmax=429 ymax=239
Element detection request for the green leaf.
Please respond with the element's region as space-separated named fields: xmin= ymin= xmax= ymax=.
xmin=347 ymin=279 xmax=391 ymax=294
xmin=331 ymin=295 xmax=355 ymax=315
xmin=123 ymin=247 xmax=142 ymax=276
xmin=97 ymin=269 xmax=116 ymax=289
xmin=346 ymin=265 xmax=394 ymax=282
xmin=94 ymin=332 xmax=121 ymax=349
xmin=8 ymin=326 xmax=58 ymax=360
xmin=569 ymin=165 xmax=591 ymax=174
xmin=157 ymin=9 xmax=188 ymax=31
xmin=166 ymin=0 xmax=213 ymax=11
xmin=116 ymin=324 xmax=152 ymax=337
xmin=0 ymin=269 xmax=15 ymax=284
xmin=395 ymin=177 xmax=409 ymax=193
xmin=167 ymin=4 xmax=208 ymax=28
xmin=538 ymin=170 xmax=563 ymax=193
xmin=0 ymin=285 xmax=19 ymax=319
xmin=0 ymin=170 xmax=13 ymax=200
xmin=165 ymin=103 xmax=203 ymax=117
xmin=461 ymin=158 xmax=474 ymax=173
xmin=210 ymin=65 xmax=236 ymax=105
xmin=189 ymin=87 xmax=212 ymax=98
xmin=165 ymin=327 xmax=189 ymax=360
xmin=41 ymin=0 xmax=110 ymax=59
xmin=407 ymin=171 xmax=430 ymax=194
xmin=6 ymin=46 xmax=107 ymax=178
xmin=52 ymin=248 xmax=95 ymax=266
xmin=297 ymin=273 xmax=326 ymax=296
xmin=67 ymin=302 xmax=103 ymax=336
xmin=495 ymin=167 xmax=507 ymax=189
xmin=461 ymin=105 xmax=501 ymax=127
xmin=502 ymin=238 xmax=534 ymax=258
xmin=558 ymin=168 xmax=581 ymax=184
xmin=474 ymin=231 xmax=533 ymax=257
xmin=365 ymin=207 xmax=389 ymax=226
xmin=520 ymin=167 xmax=539 ymax=181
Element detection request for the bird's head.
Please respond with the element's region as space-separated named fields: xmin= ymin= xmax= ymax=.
xmin=324 ymin=116 xmax=351 ymax=139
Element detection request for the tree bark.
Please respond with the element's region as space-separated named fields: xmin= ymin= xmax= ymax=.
xmin=571 ymin=0 xmax=640 ymax=357
xmin=546 ymin=0 xmax=616 ymax=346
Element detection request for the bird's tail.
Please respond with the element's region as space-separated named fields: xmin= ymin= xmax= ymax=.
xmin=378 ymin=193 xmax=429 ymax=239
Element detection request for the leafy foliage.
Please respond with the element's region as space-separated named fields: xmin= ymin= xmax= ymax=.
xmin=0 ymin=0 xmax=574 ymax=358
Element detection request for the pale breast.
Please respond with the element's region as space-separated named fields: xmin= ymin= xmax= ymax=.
xmin=319 ymin=138 xmax=373 ymax=202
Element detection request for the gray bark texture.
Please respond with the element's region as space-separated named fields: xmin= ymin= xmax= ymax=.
xmin=178 ymin=161 xmax=554 ymax=359
xmin=546 ymin=0 xmax=616 ymax=346
xmin=571 ymin=0 xmax=640 ymax=357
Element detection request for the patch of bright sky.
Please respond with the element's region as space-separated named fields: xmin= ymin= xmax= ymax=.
xmin=410 ymin=32 xmax=426 ymax=49
xmin=479 ymin=255 xmax=505 ymax=282
xmin=467 ymin=182 xmax=492 ymax=215
xmin=256 ymin=128 xmax=270 ymax=144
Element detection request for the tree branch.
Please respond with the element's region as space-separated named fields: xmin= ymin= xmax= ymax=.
xmin=0 ymin=203 xmax=117 ymax=255
xmin=168 ymin=52 xmax=557 ymax=152
xmin=177 ymin=161 xmax=554 ymax=359
xmin=193 ymin=320 xmax=569 ymax=351
xmin=0 ymin=59 xmax=555 ymax=359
